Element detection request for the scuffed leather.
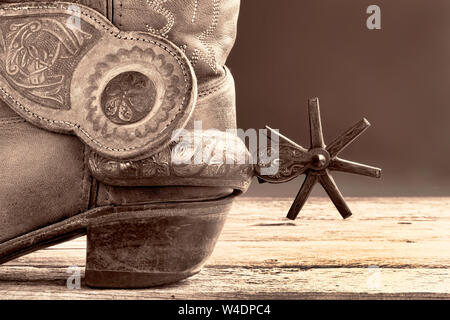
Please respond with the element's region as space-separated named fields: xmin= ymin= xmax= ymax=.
xmin=187 ymin=67 xmax=236 ymax=130
xmin=0 ymin=102 xmax=91 ymax=243
xmin=96 ymin=185 xmax=234 ymax=206
xmin=0 ymin=99 xmax=16 ymax=118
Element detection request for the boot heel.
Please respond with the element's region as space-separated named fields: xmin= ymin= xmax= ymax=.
xmin=85 ymin=198 xmax=232 ymax=288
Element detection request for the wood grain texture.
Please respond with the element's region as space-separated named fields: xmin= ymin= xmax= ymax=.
xmin=0 ymin=197 xmax=449 ymax=299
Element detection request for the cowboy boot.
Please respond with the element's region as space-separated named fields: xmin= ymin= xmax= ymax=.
xmin=0 ymin=0 xmax=253 ymax=288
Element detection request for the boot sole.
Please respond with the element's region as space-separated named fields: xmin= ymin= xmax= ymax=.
xmin=0 ymin=194 xmax=235 ymax=288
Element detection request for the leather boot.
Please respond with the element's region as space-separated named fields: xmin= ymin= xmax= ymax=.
xmin=0 ymin=0 xmax=253 ymax=288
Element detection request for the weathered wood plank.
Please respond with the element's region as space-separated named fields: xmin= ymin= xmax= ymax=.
xmin=0 ymin=197 xmax=449 ymax=299
xmin=5 ymin=239 xmax=449 ymax=269
xmin=0 ymin=267 xmax=449 ymax=299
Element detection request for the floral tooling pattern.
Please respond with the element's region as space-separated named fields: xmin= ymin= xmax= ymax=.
xmin=0 ymin=17 xmax=94 ymax=109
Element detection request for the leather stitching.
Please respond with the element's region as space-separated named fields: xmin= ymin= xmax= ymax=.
xmin=199 ymin=71 xmax=229 ymax=98
xmin=118 ymin=0 xmax=122 ymax=28
xmin=192 ymin=0 xmax=199 ymax=23
xmin=191 ymin=0 xmax=220 ymax=73
xmin=198 ymin=66 xmax=230 ymax=98
xmin=0 ymin=3 xmax=192 ymax=154
xmin=146 ymin=0 xmax=175 ymax=38
xmin=143 ymin=0 xmax=221 ymax=74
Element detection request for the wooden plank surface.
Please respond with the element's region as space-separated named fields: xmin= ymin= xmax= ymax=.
xmin=0 ymin=197 xmax=449 ymax=299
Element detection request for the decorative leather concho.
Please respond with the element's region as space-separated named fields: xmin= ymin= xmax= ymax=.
xmin=0 ymin=2 xmax=197 ymax=159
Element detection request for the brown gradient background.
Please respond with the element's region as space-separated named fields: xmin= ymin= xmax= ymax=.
xmin=228 ymin=0 xmax=450 ymax=197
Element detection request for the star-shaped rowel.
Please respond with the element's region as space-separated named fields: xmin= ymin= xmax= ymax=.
xmin=256 ymin=98 xmax=382 ymax=220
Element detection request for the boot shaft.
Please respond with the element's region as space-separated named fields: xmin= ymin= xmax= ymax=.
xmin=0 ymin=0 xmax=240 ymax=84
